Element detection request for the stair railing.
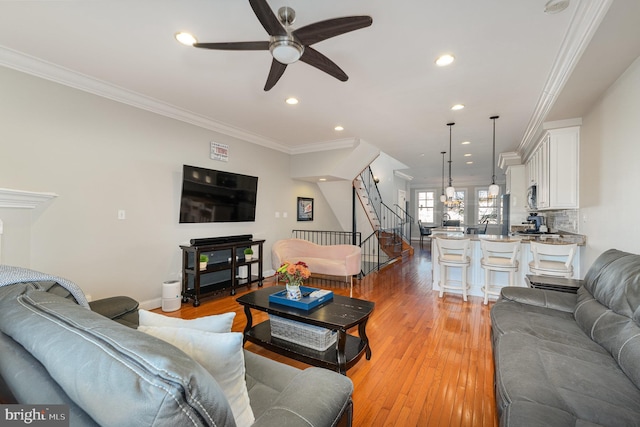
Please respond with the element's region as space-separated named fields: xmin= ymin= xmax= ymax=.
xmin=394 ymin=203 xmax=414 ymax=243
xmin=357 ymin=166 xmax=383 ymax=228
xmin=290 ymin=230 xmax=361 ymax=246
xmin=355 ymin=167 xmax=412 ymax=275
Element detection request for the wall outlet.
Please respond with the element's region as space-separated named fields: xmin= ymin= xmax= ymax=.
xmin=117 ymin=210 xmax=126 ymax=220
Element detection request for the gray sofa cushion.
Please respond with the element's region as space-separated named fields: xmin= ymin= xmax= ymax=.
xmin=491 ymin=288 xmax=591 ymax=349
xmin=495 ymin=331 xmax=640 ymax=426
xmin=575 ymin=249 xmax=640 ymax=389
xmin=243 ymin=350 xmax=353 ymax=427
xmin=0 ymin=284 xmax=236 ymax=426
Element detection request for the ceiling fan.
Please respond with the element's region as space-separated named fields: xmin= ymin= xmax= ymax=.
xmin=193 ymin=0 xmax=373 ymax=91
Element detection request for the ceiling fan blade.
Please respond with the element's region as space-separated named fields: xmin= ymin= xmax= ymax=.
xmin=264 ymin=59 xmax=287 ymax=91
xmin=299 ymin=47 xmax=348 ymax=82
xmin=193 ymin=41 xmax=269 ymax=51
xmin=249 ymin=0 xmax=286 ymax=37
xmin=293 ymin=16 xmax=373 ymax=46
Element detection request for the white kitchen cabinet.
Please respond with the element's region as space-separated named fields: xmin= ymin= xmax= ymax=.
xmin=537 ymin=136 xmax=550 ymax=209
xmin=548 ymin=127 xmax=579 ymax=209
xmin=526 ymin=145 xmax=541 ymax=188
xmin=527 ymin=127 xmax=579 ymax=210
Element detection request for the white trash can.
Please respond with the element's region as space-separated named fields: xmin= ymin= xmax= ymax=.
xmin=162 ymin=280 xmax=181 ymax=312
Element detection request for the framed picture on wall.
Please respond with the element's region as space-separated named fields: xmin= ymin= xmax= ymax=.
xmin=297 ymin=197 xmax=314 ymax=221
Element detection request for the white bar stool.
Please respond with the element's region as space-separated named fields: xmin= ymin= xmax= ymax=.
xmin=480 ymin=240 xmax=521 ymax=305
xmin=529 ymin=241 xmax=577 ymax=278
xmin=435 ymin=237 xmax=471 ymax=302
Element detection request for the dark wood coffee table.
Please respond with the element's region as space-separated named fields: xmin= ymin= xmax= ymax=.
xmin=237 ymin=286 xmax=374 ymax=375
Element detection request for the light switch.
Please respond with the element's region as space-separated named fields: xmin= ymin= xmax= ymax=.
xmin=283 ymin=212 xmax=288 ymax=218
xmin=275 ymin=211 xmax=280 ymax=218
xmin=118 ymin=210 xmax=126 ymax=220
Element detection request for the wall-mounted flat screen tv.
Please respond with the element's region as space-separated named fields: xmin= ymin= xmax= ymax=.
xmin=179 ymin=165 xmax=258 ymax=223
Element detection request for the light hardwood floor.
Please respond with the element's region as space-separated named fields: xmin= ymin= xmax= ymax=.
xmin=158 ymin=243 xmax=499 ymax=427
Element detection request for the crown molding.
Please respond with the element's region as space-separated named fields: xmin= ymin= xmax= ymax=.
xmin=394 ymin=171 xmax=413 ymax=181
xmin=0 ymin=46 xmax=297 ymax=153
xmin=0 ymin=46 xmax=366 ymax=157
xmin=498 ymin=151 xmax=522 ymax=169
xmin=289 ymin=138 xmax=358 ymax=155
xmin=542 ymin=117 xmax=583 ymax=130
xmin=0 ymin=188 xmax=58 ymax=209
xmin=517 ymin=0 xmax=613 ymax=157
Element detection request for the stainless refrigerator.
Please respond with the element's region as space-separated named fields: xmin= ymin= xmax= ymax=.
xmin=500 ymin=194 xmax=510 ymax=235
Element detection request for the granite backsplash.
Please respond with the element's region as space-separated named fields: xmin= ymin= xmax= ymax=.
xmin=544 ymin=209 xmax=579 ymax=234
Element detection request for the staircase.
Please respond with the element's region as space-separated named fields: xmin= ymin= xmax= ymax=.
xmin=354 ymin=167 xmax=413 ymax=275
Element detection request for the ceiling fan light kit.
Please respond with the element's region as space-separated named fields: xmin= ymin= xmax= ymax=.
xmin=190 ymin=0 xmax=372 ymax=91
xmin=270 ymin=36 xmax=304 ymax=64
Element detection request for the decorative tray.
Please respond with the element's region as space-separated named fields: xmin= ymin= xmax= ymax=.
xmin=268 ymin=286 xmax=334 ymax=310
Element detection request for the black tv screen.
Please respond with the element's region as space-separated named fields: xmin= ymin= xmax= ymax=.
xmin=179 ymin=165 xmax=258 ymax=223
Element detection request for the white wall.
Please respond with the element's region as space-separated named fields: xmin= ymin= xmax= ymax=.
xmin=579 ymin=54 xmax=640 ymax=270
xmin=0 ymin=208 xmax=32 ymax=266
xmin=0 ymin=66 xmax=341 ymax=306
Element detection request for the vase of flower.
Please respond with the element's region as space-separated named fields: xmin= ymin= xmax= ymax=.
xmin=285 ymin=283 xmax=302 ymax=300
xmin=277 ymin=261 xmax=311 ymax=301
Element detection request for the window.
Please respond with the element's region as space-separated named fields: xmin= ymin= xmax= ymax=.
xmin=417 ymin=191 xmax=435 ymax=223
xmin=445 ymin=190 xmax=465 ymax=222
xmin=478 ymin=189 xmax=498 ymax=224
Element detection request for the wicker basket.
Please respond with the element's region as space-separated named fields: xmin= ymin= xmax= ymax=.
xmin=269 ymin=315 xmax=337 ymax=351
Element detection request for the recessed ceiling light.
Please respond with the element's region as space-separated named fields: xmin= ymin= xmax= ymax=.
xmin=466 ymin=161 xmax=473 ymax=164
xmin=175 ymin=32 xmax=197 ymax=46
xmin=285 ymin=97 xmax=299 ymax=105
xmin=334 ymin=125 xmax=344 ymax=131
xmin=544 ymin=0 xmax=570 ymax=14
xmin=461 ymin=141 xmax=471 ymax=145
xmin=435 ymin=54 xmax=455 ymax=66
xmin=464 ymin=153 xmax=472 ymax=157
xmin=319 ymin=178 xmax=327 ymax=182
xmin=451 ymin=104 xmax=465 ymax=111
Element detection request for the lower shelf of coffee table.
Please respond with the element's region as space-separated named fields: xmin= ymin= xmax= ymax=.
xmin=245 ymin=321 xmax=367 ymax=372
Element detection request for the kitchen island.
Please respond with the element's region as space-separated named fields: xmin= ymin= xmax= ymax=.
xmin=431 ymin=233 xmax=585 ymax=301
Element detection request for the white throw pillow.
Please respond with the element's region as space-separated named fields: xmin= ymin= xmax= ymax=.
xmin=138 ymin=309 xmax=235 ymax=333
xmin=138 ymin=326 xmax=255 ymax=427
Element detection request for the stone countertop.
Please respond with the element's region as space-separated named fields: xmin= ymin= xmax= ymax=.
xmin=480 ymin=234 xmax=586 ymax=246
xmin=432 ymin=231 xmax=586 ymax=246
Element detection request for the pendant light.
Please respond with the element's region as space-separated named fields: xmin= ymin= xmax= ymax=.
xmin=445 ymin=122 xmax=456 ymax=198
xmin=440 ymin=151 xmax=447 ymax=203
xmin=488 ymin=115 xmax=500 ymax=197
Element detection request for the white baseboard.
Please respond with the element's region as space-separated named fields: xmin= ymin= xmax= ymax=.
xmin=140 ymin=298 xmax=162 ymax=310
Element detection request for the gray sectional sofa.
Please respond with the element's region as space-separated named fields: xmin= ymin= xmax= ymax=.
xmin=491 ymin=249 xmax=640 ymax=426
xmin=0 ymin=279 xmax=353 ymax=426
